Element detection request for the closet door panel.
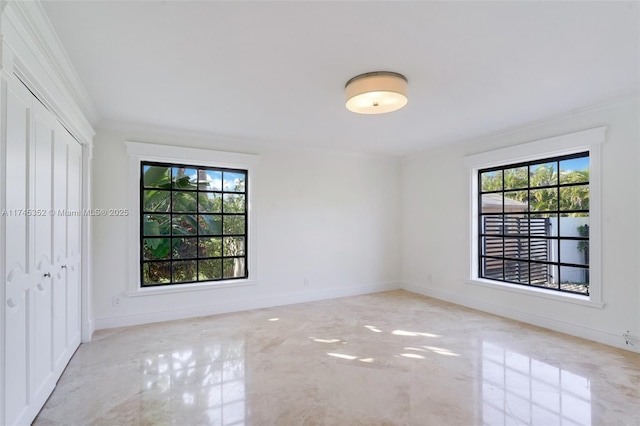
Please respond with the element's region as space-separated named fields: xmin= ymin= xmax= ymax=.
xmin=52 ymin=124 xmax=68 ymax=369
xmin=66 ymin=136 xmax=82 ymax=348
xmin=5 ymin=302 xmax=29 ymax=423
xmin=31 ymin=102 xmax=56 ymax=400
xmin=32 ymin=279 xmax=53 ymax=398
xmin=4 ymin=80 xmax=31 ymax=425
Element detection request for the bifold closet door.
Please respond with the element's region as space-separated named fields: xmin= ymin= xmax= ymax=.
xmin=31 ymin=96 xmax=58 ymax=411
xmin=3 ymin=77 xmax=83 ymax=425
xmin=51 ymin=116 xmax=82 ymax=375
xmin=52 ymin=122 xmax=68 ymax=372
xmin=4 ymin=72 xmax=33 ymax=426
xmin=63 ymin=128 xmax=82 ymax=359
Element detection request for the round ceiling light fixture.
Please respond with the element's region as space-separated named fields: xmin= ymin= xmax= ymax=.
xmin=345 ymin=71 xmax=408 ymax=114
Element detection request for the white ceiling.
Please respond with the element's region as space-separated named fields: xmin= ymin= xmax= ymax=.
xmin=42 ymin=1 xmax=639 ymax=156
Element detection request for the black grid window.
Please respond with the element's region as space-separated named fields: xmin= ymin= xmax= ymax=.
xmin=478 ymin=152 xmax=589 ymax=295
xmin=140 ymin=161 xmax=248 ymax=286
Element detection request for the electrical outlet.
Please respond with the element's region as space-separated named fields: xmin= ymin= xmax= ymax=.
xmin=623 ymin=330 xmax=636 ymax=346
xmin=112 ymin=296 xmax=121 ymax=307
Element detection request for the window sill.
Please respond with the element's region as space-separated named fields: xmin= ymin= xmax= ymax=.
xmin=127 ymin=279 xmax=257 ymax=297
xmin=466 ymin=278 xmax=604 ymax=308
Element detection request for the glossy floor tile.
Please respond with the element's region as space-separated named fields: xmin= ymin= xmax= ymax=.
xmin=34 ymin=290 xmax=640 ymax=425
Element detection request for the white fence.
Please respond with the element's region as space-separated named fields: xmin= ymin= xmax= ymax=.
xmin=548 ymin=216 xmax=589 ymax=283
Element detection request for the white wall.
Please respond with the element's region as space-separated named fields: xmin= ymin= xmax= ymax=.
xmin=400 ymin=99 xmax=640 ymax=351
xmin=92 ymin=125 xmax=400 ymax=328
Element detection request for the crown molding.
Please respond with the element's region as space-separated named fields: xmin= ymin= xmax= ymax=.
xmin=1 ymin=1 xmax=97 ymax=145
xmin=463 ymin=95 xmax=638 ymax=150
xmin=403 ymin=94 xmax=639 ymax=159
xmin=97 ymin=119 xmax=401 ymax=162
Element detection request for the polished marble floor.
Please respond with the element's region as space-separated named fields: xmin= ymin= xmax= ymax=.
xmin=35 ymin=290 xmax=640 ymax=425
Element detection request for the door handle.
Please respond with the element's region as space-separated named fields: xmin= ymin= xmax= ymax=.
xmin=44 ymin=273 xmax=51 ymax=278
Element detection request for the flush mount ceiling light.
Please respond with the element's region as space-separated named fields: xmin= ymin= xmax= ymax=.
xmin=345 ymin=71 xmax=408 ymax=114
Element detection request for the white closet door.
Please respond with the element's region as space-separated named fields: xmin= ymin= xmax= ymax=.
xmin=3 ymin=77 xmax=83 ymax=425
xmin=65 ymin=131 xmax=82 ymax=352
xmin=52 ymin=122 xmax=82 ymax=373
xmin=3 ymin=71 xmax=33 ymax=426
xmin=52 ymin=122 xmax=68 ymax=371
xmin=31 ymin=99 xmax=57 ymax=408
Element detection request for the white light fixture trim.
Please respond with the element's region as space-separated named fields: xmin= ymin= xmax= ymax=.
xmin=345 ymin=71 xmax=408 ymax=114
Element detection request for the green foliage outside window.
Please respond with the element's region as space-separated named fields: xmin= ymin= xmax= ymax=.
xmin=481 ymin=164 xmax=589 ymax=214
xmin=141 ymin=163 xmax=247 ymax=286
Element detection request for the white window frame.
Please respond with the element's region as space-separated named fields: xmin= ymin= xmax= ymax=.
xmin=125 ymin=141 xmax=259 ymax=296
xmin=464 ymin=127 xmax=605 ymax=308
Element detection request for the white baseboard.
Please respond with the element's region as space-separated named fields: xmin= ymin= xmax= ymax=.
xmin=94 ymin=282 xmax=400 ymax=331
xmin=400 ymin=282 xmax=639 ymax=354
xmin=81 ymin=319 xmax=95 ymax=343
